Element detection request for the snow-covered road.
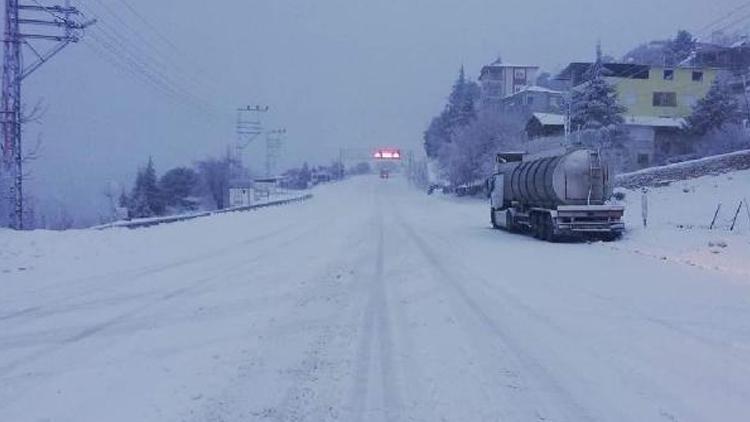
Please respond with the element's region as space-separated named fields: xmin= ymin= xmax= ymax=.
xmin=2 ymin=175 xmax=750 ymax=421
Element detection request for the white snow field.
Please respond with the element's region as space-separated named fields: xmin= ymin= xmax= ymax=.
xmin=615 ymin=169 xmax=750 ymax=279
xmin=2 ymin=174 xmax=750 ymax=422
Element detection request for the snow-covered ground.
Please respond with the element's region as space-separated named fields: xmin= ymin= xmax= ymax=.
xmin=614 ymin=169 xmax=750 ymax=279
xmin=1 ymin=174 xmax=750 ymax=421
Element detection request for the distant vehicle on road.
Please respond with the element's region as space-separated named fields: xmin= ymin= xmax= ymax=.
xmin=488 ymin=149 xmax=625 ymax=241
xmin=379 ymin=169 xmax=390 ymax=179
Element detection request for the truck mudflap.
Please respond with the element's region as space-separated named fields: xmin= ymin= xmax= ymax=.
xmin=552 ymin=205 xmax=625 ymax=233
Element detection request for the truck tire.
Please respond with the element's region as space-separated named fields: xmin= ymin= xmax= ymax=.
xmin=531 ymin=213 xmax=542 ymax=239
xmin=601 ymin=232 xmax=622 ymax=242
xmin=506 ymin=211 xmax=515 ymax=233
xmin=490 ymin=209 xmax=500 ymax=229
xmin=542 ymin=214 xmax=556 ymax=242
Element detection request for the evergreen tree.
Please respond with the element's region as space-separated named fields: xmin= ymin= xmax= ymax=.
xmin=570 ymin=60 xmax=626 ymax=130
xmin=423 ymin=66 xmax=480 ymax=158
xmin=424 ymin=111 xmax=451 ymax=158
xmin=159 ymin=167 xmax=199 ymax=211
xmin=667 ymin=30 xmax=696 ymax=65
xmin=570 ymin=52 xmax=631 ymax=170
xmin=129 ymin=157 xmax=165 ymax=218
xmin=686 ymin=78 xmax=741 ymax=136
xmin=118 ymin=189 xmax=129 ymax=209
xmin=446 ymin=66 xmax=480 ymax=129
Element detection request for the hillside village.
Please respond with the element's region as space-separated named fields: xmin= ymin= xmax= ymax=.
xmin=425 ymin=30 xmax=750 ymax=188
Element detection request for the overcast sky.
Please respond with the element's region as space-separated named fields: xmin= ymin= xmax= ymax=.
xmin=12 ymin=0 xmax=749 ymax=223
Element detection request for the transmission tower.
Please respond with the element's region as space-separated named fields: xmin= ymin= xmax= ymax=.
xmin=1 ymin=0 xmax=94 ymax=229
xmin=234 ymin=105 xmax=267 ymax=173
xmin=265 ymin=128 xmax=285 ymax=178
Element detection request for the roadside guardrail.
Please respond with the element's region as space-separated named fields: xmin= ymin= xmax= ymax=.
xmin=95 ymin=194 xmax=313 ymax=230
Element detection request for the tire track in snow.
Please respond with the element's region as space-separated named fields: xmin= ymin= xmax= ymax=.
xmin=391 ymin=197 xmax=720 ymax=422
xmin=397 ymin=219 xmax=597 ymax=422
xmin=186 ymin=193 xmax=380 ymax=422
xmin=0 ymin=222 xmax=302 ymax=323
xmin=0 ymin=222 xmax=329 ymax=378
xmin=348 ymin=200 xmax=403 ymax=422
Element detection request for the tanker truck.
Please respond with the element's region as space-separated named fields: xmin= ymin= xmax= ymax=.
xmin=488 ymin=149 xmax=624 ymax=241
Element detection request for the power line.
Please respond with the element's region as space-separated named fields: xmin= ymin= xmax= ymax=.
xmin=87 ymin=26 xmax=217 ymax=116
xmin=73 ymin=0 xmax=225 ymax=118
xmin=695 ymin=1 xmax=750 ymax=37
xmin=76 ymin=0 xmax=224 ymax=100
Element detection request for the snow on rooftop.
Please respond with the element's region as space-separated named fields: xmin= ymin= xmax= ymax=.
xmin=510 ymin=85 xmax=563 ymax=95
xmin=624 ymin=115 xmax=686 ymax=128
xmin=532 ymin=112 xmax=565 ymax=126
xmin=483 ymin=63 xmax=539 ymax=69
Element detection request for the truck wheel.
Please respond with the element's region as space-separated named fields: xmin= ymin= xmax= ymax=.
xmin=490 ymin=209 xmax=500 ymax=229
xmin=602 ymin=232 xmax=622 ymax=242
xmin=542 ymin=214 xmax=556 ymax=242
xmin=531 ymin=214 xmax=542 ymax=239
xmin=506 ymin=211 xmax=515 ymax=233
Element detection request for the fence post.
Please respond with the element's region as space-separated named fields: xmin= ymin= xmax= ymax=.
xmin=710 ymin=203 xmax=722 ymax=230
xmin=641 ymin=189 xmax=649 ymax=228
xmin=730 ymin=201 xmax=743 ymax=231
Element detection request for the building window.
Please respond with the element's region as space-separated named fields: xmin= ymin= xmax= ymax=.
xmin=692 ymin=71 xmax=704 ymax=82
xmin=637 ymin=153 xmax=650 ymax=168
xmin=527 ymin=96 xmax=534 ymax=106
xmin=663 ymin=69 xmax=674 ymax=80
xmin=653 ymin=92 xmax=677 ymax=107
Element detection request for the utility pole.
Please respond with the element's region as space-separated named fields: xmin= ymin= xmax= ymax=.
xmin=233 ymin=105 xmax=267 ymax=179
xmin=265 ymin=128 xmax=285 ymax=178
xmin=1 ymin=0 xmax=94 ymax=229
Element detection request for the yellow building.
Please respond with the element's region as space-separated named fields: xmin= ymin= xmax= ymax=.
xmin=611 ymin=66 xmax=718 ymax=118
xmin=559 ymin=63 xmax=718 ymax=118
xmin=557 ymin=63 xmax=721 ymax=169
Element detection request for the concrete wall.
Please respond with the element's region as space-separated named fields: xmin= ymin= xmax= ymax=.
xmin=616 ymin=149 xmax=750 ymax=189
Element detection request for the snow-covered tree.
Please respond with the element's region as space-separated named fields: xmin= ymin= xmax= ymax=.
xmin=686 ymin=77 xmax=741 ymax=136
xmin=129 ymin=157 xmax=164 ymax=218
xmin=666 ymin=30 xmax=696 ymax=65
xmin=623 ymin=30 xmax=696 ymax=66
xmin=159 ymin=167 xmax=199 ymax=211
xmin=446 ymin=66 xmax=480 ymax=129
xmin=439 ymin=110 xmax=524 ymax=187
xmin=570 ymin=54 xmax=631 ymax=171
xmin=570 ymin=63 xmax=626 ymax=130
xmin=195 ymin=155 xmax=233 ymax=210
xmin=118 ymin=189 xmax=129 ymax=209
xmin=693 ymin=123 xmax=750 ymax=156
xmin=424 ymin=66 xmax=480 ymax=158
xmin=424 ymin=111 xmax=451 ymax=158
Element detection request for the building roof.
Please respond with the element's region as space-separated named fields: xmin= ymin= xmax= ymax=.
xmin=483 ymin=63 xmax=540 ymax=69
xmin=508 ymin=85 xmax=563 ymax=96
xmin=531 ymin=112 xmax=565 ymax=126
xmin=480 ymin=62 xmax=540 ymax=79
xmin=557 ymin=62 xmax=651 ymax=82
xmin=623 ymin=115 xmax=686 ymax=128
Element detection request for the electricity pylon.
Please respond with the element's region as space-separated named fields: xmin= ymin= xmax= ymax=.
xmin=1 ymin=0 xmax=95 ymax=229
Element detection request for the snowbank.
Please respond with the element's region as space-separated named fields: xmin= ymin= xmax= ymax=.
xmin=611 ymin=168 xmax=750 ymax=278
